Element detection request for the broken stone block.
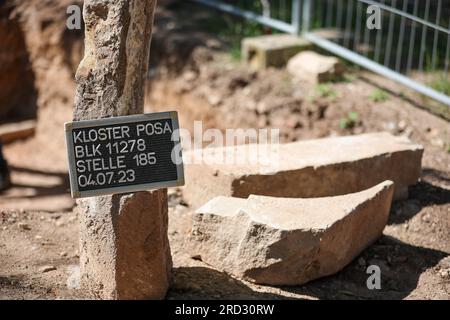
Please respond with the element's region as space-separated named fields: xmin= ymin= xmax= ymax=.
xmin=187 ymin=181 xmax=394 ymax=286
xmin=242 ymin=34 xmax=312 ymax=70
xmin=79 ymin=191 xmax=172 ymax=300
xmin=287 ymin=51 xmax=345 ymax=83
xmin=184 ymin=132 xmax=423 ymax=209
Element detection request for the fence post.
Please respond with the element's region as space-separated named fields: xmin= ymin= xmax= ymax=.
xmin=291 ymin=0 xmax=301 ymax=35
xmin=302 ymin=0 xmax=311 ymax=34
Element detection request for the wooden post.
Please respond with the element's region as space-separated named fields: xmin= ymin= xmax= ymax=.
xmin=74 ymin=0 xmax=172 ymax=300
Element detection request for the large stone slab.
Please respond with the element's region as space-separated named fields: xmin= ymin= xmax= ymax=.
xmin=184 ymin=132 xmax=423 ymax=209
xmin=187 ymin=181 xmax=394 ymax=285
xmin=242 ymin=34 xmax=312 ymax=70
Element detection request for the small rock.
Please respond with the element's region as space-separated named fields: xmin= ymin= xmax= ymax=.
xmin=183 ymin=71 xmax=197 ymax=82
xmin=421 ymin=213 xmax=431 ymax=223
xmin=398 ymin=120 xmax=407 ymax=132
xmin=439 ymin=269 xmax=450 ymax=279
xmin=431 ymin=138 xmax=444 ymax=148
xmin=40 ymin=265 xmax=57 ymax=273
xmin=287 ymin=51 xmax=345 ymax=83
xmin=18 ymin=222 xmax=31 ymax=231
xmin=7 ymin=217 xmax=16 ymax=224
xmin=207 ymin=94 xmax=222 ymax=106
xmin=403 ymin=127 xmax=413 ymax=138
xmin=60 ymin=252 xmax=68 ymax=257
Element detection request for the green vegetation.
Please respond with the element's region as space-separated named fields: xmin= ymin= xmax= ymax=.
xmin=369 ymin=89 xmax=389 ymax=103
xmin=315 ymin=83 xmax=337 ymax=99
xmin=342 ymin=73 xmax=357 ymax=83
xmin=429 ymin=75 xmax=450 ymax=96
xmin=229 ymin=46 xmax=242 ymax=61
xmin=339 ymin=112 xmax=359 ymax=129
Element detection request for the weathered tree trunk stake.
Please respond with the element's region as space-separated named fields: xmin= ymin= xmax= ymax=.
xmin=74 ymin=0 xmax=172 ymax=300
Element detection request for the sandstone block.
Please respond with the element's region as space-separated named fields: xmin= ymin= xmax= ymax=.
xmin=287 ymin=51 xmax=345 ymax=83
xmin=79 ymin=190 xmax=172 ymax=299
xmin=242 ymin=34 xmax=312 ymax=70
xmin=187 ymin=181 xmax=394 ymax=285
xmin=184 ymin=132 xmax=423 ymax=209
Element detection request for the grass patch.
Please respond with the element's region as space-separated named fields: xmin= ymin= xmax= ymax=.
xmin=429 ymin=75 xmax=450 ymax=96
xmin=369 ymin=89 xmax=389 ymax=103
xmin=339 ymin=112 xmax=359 ymax=129
xmin=229 ymin=45 xmax=242 ymax=61
xmin=315 ymin=83 xmax=338 ymax=99
xmin=342 ymin=73 xmax=358 ymax=83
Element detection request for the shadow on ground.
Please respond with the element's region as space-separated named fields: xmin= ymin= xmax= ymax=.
xmin=168 ymin=236 xmax=447 ymax=300
xmin=389 ymin=168 xmax=450 ymax=225
xmin=7 ymin=165 xmax=70 ymax=198
xmin=169 ymin=267 xmax=290 ymax=300
xmin=276 ymin=235 xmax=448 ymax=300
xmin=0 ymin=275 xmax=33 ymax=299
xmin=0 ymin=165 xmax=73 ymax=212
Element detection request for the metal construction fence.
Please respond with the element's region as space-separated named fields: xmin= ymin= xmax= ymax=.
xmin=191 ymin=0 xmax=450 ymax=107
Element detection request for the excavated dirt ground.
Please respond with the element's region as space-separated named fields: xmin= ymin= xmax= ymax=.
xmin=0 ymin=2 xmax=449 ymax=300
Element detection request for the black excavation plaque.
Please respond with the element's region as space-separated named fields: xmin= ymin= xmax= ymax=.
xmin=65 ymin=112 xmax=184 ymax=198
